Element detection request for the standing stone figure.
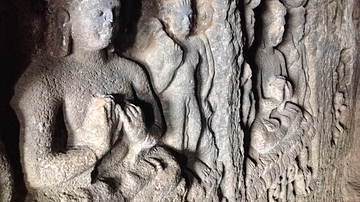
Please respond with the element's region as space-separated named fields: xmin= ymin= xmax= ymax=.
xmin=123 ymin=16 xmax=184 ymax=95
xmin=194 ymin=0 xmax=215 ymax=121
xmin=156 ymin=0 xmax=214 ymax=174
xmin=11 ymin=0 xmax=184 ymax=200
xmin=277 ymin=5 xmax=312 ymax=113
xmin=243 ymin=0 xmax=261 ymax=48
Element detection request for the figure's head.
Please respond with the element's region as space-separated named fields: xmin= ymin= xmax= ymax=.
xmin=287 ymin=7 xmax=306 ymax=42
xmin=195 ymin=1 xmax=214 ymax=33
xmin=69 ymin=0 xmax=120 ymax=51
xmin=261 ymin=0 xmax=286 ymax=47
xmin=157 ymin=0 xmax=193 ymax=39
xmin=47 ymin=0 xmax=120 ymax=56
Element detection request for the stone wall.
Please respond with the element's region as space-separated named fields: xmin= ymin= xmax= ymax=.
xmin=0 ymin=0 xmax=358 ymax=201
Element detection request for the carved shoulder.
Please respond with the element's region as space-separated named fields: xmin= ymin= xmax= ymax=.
xmin=11 ymin=61 xmax=62 ymax=112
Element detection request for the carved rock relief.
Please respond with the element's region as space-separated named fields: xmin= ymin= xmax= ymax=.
xmin=11 ymin=0 xmax=185 ymax=201
xmin=123 ymin=0 xmax=221 ymax=196
xmin=0 ymin=0 xmax=358 ymax=201
xmin=244 ymin=0 xmax=317 ymax=201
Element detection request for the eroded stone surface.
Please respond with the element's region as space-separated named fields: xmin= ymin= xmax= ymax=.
xmin=0 ymin=139 xmax=13 ymax=202
xmin=0 ymin=0 xmax=358 ymax=201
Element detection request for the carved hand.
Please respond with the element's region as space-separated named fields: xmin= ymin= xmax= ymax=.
xmin=74 ymin=96 xmax=121 ymax=159
xmin=118 ymin=102 xmax=152 ymax=148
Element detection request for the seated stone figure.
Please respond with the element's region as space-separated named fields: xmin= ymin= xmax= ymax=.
xmin=246 ymin=3 xmax=314 ymax=199
xmin=255 ymin=0 xmax=288 ymax=102
xmin=246 ymin=75 xmax=314 ymax=201
xmin=11 ymin=0 xmax=184 ymax=201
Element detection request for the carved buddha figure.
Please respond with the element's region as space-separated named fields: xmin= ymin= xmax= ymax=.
xmin=255 ymin=0 xmax=288 ymax=105
xmin=11 ymin=0 xmax=183 ymax=200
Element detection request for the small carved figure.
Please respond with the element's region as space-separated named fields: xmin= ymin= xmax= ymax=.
xmin=194 ymin=0 xmax=215 ymax=119
xmin=255 ymin=0 xmax=288 ymax=104
xmin=124 ymin=0 xmax=219 ymax=198
xmin=246 ymin=1 xmax=315 ymax=200
xmin=156 ymin=0 xmax=214 ymax=169
xmin=278 ymin=6 xmax=312 ymax=113
xmin=332 ymin=48 xmax=354 ymax=145
xmin=123 ymin=16 xmax=184 ymax=95
xmin=244 ymin=0 xmax=261 ymax=47
xmin=11 ymin=0 xmax=183 ymax=200
xmin=246 ymin=75 xmax=313 ymax=201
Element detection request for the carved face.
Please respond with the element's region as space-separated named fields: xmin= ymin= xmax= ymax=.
xmin=262 ymin=1 xmax=286 ymax=47
xmin=71 ymin=0 xmax=120 ymax=51
xmin=196 ymin=3 xmax=214 ymax=33
xmin=265 ymin=15 xmax=285 ymax=47
xmin=165 ymin=2 xmax=193 ymax=39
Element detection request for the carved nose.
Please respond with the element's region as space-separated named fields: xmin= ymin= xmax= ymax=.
xmin=184 ymin=17 xmax=190 ymax=25
xmin=104 ymin=10 xmax=113 ymax=23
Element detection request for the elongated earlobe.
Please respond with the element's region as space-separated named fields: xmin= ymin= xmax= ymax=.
xmin=46 ymin=6 xmax=71 ymax=57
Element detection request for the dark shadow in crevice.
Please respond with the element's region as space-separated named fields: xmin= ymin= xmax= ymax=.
xmin=239 ymin=1 xmax=265 ymax=196
xmin=241 ymin=4 xmax=264 ymax=148
xmin=0 ymin=0 xmax=47 ymax=200
xmin=115 ymin=0 xmax=143 ymax=54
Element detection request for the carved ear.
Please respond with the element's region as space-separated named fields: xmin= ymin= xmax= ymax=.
xmin=46 ymin=6 xmax=71 ymax=57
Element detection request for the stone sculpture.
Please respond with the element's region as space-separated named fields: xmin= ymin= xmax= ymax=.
xmin=122 ymin=0 xmax=219 ymax=199
xmin=1 ymin=0 xmax=358 ymax=200
xmin=243 ymin=0 xmax=261 ymax=48
xmin=11 ymin=0 xmax=184 ymax=200
xmin=255 ymin=0 xmax=288 ymax=100
xmin=194 ymin=0 xmax=216 ymax=124
xmin=156 ymin=0 xmax=217 ymax=174
xmin=332 ymin=49 xmax=354 ymax=145
xmin=278 ymin=0 xmax=312 ymax=113
xmin=246 ymin=1 xmax=315 ymax=201
xmin=123 ymin=16 xmax=184 ymax=95
xmin=126 ymin=0 xmax=219 ymax=198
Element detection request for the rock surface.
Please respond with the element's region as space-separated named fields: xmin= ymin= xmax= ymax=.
xmin=0 ymin=0 xmax=359 ymax=201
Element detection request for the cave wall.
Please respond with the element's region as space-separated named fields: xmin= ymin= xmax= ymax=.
xmin=0 ymin=0 xmax=359 ymax=201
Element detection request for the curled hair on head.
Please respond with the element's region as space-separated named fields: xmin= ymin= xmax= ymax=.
xmin=261 ymin=0 xmax=286 ymax=28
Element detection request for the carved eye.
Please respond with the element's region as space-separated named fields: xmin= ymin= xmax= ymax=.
xmin=201 ymin=14 xmax=207 ymax=20
xmin=188 ymin=12 xmax=193 ymax=19
xmin=91 ymin=10 xmax=104 ymax=18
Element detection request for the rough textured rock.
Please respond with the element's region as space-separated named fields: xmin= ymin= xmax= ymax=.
xmin=0 ymin=138 xmax=13 ymax=202
xmin=0 ymin=0 xmax=359 ymax=201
